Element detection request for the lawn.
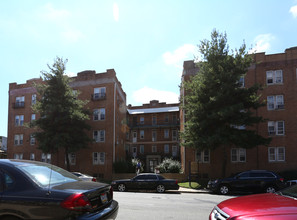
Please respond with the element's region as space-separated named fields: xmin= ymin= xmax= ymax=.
xmin=178 ymin=182 xmax=201 ymax=189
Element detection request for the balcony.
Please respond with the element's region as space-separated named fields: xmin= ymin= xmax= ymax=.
xmin=13 ymin=102 xmax=25 ymax=109
xmin=91 ymin=93 xmax=106 ymax=101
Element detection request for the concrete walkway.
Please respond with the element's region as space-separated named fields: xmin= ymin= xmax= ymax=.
xmin=178 ymin=187 xmax=210 ymax=193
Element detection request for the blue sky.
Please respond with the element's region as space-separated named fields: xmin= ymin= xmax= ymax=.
xmin=1 ymin=0 xmax=297 ymax=137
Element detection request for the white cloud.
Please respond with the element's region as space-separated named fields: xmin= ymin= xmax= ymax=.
xmin=40 ymin=3 xmax=71 ymax=22
xmin=249 ymin=34 xmax=275 ymax=53
xmin=290 ymin=5 xmax=297 ymax=18
xmin=163 ymin=44 xmax=197 ymax=68
xmin=132 ymin=87 xmax=179 ymax=105
xmin=113 ymin=3 xmax=119 ymax=22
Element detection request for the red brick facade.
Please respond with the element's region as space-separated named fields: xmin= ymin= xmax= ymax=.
xmin=126 ymin=100 xmax=180 ymax=172
xmin=181 ymin=47 xmax=297 ymax=179
xmin=7 ymin=69 xmax=127 ymax=180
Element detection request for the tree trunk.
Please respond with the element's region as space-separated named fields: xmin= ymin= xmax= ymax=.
xmin=65 ymin=146 xmax=70 ymax=171
xmin=221 ymin=146 xmax=227 ymax=178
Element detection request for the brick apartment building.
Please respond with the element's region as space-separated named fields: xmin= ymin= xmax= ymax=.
xmin=181 ymin=47 xmax=297 ymax=179
xmin=126 ymin=100 xmax=180 ymax=172
xmin=7 ymin=69 xmax=127 ymax=180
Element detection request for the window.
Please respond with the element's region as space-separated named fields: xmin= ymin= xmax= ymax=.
xmin=31 ymin=94 xmax=36 ymax=105
xmin=239 ymin=76 xmax=245 ymax=87
xmin=164 ymin=129 xmax=169 ymax=138
xmin=93 ymin=108 xmax=105 ymax=121
xmin=41 ymin=153 xmax=51 ymax=163
xmin=267 ymin=95 xmax=284 ymax=110
xmin=30 ymin=134 xmax=36 ymax=145
xmin=93 ymin=152 xmax=105 ymax=165
xmin=68 ymin=153 xmax=76 ymax=165
xmin=15 ymin=115 xmax=24 ymax=126
xmin=152 ymin=145 xmax=157 ymax=153
xmin=31 ymin=114 xmax=36 ymax=121
xmin=268 ymin=147 xmax=285 ymax=162
xmin=172 ymin=145 xmax=178 ymax=157
xmin=196 ymin=150 xmax=210 ymax=163
xmin=15 ymin=96 xmax=25 ymax=107
xmin=172 ymin=130 xmax=178 ymax=141
xmin=152 ymin=116 xmax=157 ymax=125
xmin=173 ymin=115 xmax=177 ymax=124
xmin=140 ymin=117 xmax=144 ymax=124
xmin=94 ymin=130 xmax=105 ymax=142
xmin=266 ymin=70 xmax=283 ymax=84
xmin=268 ymin=121 xmax=285 ymax=135
xmin=30 ymin=153 xmax=35 ymax=160
xmin=93 ymin=87 xmax=106 ymax=99
xmin=152 ymin=130 xmax=157 ymax=142
xmin=164 ymin=144 xmax=169 ymax=154
xmin=132 ymin=147 xmax=137 ymax=157
xmin=165 ymin=115 xmax=169 ymax=123
xmin=14 ymin=153 xmax=23 ymax=159
xmin=140 ymin=145 xmax=144 ymax=154
xmin=14 ymin=134 xmax=23 ymax=145
xmin=140 ymin=130 xmax=144 ymax=139
xmin=231 ymin=148 xmax=246 ymax=162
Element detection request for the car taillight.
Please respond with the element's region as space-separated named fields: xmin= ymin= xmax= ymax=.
xmin=280 ymin=178 xmax=284 ymax=182
xmin=92 ymin=177 xmax=97 ymax=182
xmin=175 ymin=180 xmax=178 ymax=185
xmin=61 ymin=193 xmax=91 ymax=211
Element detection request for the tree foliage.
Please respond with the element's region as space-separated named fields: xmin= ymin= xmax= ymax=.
xmin=181 ymin=30 xmax=270 ymax=152
xmin=32 ymin=57 xmax=91 ymax=170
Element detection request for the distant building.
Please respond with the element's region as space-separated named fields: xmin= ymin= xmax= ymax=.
xmin=127 ymin=100 xmax=180 ymax=172
xmin=181 ymin=47 xmax=297 ymax=178
xmin=7 ymin=69 xmax=127 ymax=180
xmin=0 ymin=136 xmax=7 ymax=158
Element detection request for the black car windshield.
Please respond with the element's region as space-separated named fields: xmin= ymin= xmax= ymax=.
xmin=279 ymin=185 xmax=297 ymax=199
xmin=17 ymin=163 xmax=79 ymax=187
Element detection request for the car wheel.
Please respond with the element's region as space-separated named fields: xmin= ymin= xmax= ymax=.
xmin=219 ymin=185 xmax=229 ymax=195
xmin=265 ymin=186 xmax=276 ymax=193
xmin=118 ymin=183 xmax=126 ymax=192
xmin=156 ymin=184 xmax=165 ymax=193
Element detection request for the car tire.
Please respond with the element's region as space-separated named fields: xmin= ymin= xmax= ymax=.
xmin=265 ymin=186 xmax=276 ymax=193
xmin=156 ymin=184 xmax=165 ymax=193
xmin=219 ymin=185 xmax=229 ymax=195
xmin=117 ymin=183 xmax=126 ymax=192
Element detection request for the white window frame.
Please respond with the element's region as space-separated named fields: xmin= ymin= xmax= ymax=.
xmin=152 ymin=130 xmax=157 ymax=142
xmin=268 ymin=147 xmax=285 ymax=162
xmin=41 ymin=153 xmax=51 ymax=163
xmin=231 ymin=148 xmax=246 ymax=162
xmin=172 ymin=130 xmax=178 ymax=141
xmin=267 ymin=95 xmax=284 ymax=110
xmin=14 ymin=153 xmax=23 ymax=159
xmin=140 ymin=117 xmax=144 ymax=124
xmin=93 ymin=108 xmax=105 ymax=121
xmin=94 ymin=130 xmax=105 ymax=142
xmin=140 ymin=145 xmax=144 ymax=154
xmin=30 ymin=153 xmax=35 ymax=161
xmin=164 ymin=144 xmax=169 ymax=154
xmin=152 ymin=145 xmax=157 ymax=153
xmin=164 ymin=129 xmax=169 ymax=139
xmin=268 ymin=121 xmax=284 ymax=135
xmin=140 ymin=130 xmax=144 ymax=139
xmin=93 ymin=152 xmax=105 ymax=165
xmin=15 ymin=115 xmax=24 ymax=126
xmin=196 ymin=150 xmax=210 ymax=163
xmin=68 ymin=153 xmax=76 ymax=165
xmin=172 ymin=145 xmax=178 ymax=157
xmin=31 ymin=114 xmax=36 ymax=121
xmin=14 ymin=134 xmax=23 ymax=145
xmin=94 ymin=87 xmax=106 ymax=99
xmin=30 ymin=134 xmax=36 ymax=145
xmin=32 ymin=94 xmax=36 ymax=105
xmin=266 ymin=70 xmax=283 ymax=85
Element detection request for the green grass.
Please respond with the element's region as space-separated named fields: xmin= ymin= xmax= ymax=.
xmin=178 ymin=182 xmax=201 ymax=189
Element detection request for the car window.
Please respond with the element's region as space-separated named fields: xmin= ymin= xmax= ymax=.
xmin=147 ymin=175 xmax=157 ymax=180
xmin=4 ymin=173 xmax=14 ymax=189
xmin=237 ymin=172 xmax=250 ymax=179
xmin=157 ymin=175 xmax=165 ymax=180
xmin=134 ymin=175 xmax=147 ymax=180
xmin=17 ymin=164 xmax=79 ymax=187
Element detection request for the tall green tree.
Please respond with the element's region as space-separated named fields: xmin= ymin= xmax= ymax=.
xmin=32 ymin=57 xmax=91 ymax=170
xmin=181 ymin=30 xmax=271 ymax=177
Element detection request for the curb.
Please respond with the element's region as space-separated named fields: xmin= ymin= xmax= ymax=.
xmin=178 ymin=187 xmax=210 ymax=193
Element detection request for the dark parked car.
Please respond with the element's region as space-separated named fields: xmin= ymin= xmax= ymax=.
xmin=209 ymin=184 xmax=297 ymax=220
xmin=207 ymin=170 xmax=285 ymax=195
xmin=111 ymin=173 xmax=179 ymax=193
xmin=0 ymin=159 xmax=118 ymax=220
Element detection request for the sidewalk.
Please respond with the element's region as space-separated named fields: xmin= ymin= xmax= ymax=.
xmin=178 ymin=187 xmax=210 ymax=193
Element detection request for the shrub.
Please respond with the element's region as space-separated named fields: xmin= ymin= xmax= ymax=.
xmin=157 ymin=158 xmax=182 ymax=173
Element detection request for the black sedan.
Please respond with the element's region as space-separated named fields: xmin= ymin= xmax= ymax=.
xmin=0 ymin=159 xmax=118 ymax=220
xmin=111 ymin=173 xmax=179 ymax=193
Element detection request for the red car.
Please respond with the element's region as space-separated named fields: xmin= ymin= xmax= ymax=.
xmin=209 ymin=185 xmax=297 ymax=220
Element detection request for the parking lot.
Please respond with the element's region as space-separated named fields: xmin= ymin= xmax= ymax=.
xmin=114 ymin=190 xmax=235 ymax=220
